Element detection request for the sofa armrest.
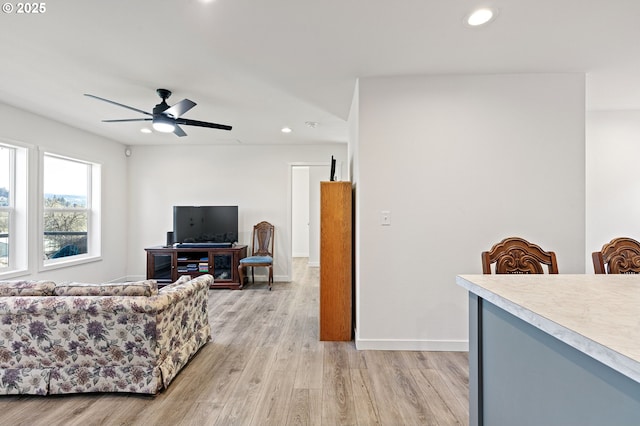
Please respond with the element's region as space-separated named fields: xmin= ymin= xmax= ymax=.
xmin=153 ymin=274 xmax=212 ymax=387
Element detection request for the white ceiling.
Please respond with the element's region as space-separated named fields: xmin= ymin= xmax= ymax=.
xmin=1 ymin=0 xmax=639 ymax=146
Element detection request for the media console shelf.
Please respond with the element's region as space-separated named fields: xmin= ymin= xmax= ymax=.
xmin=145 ymin=245 xmax=248 ymax=289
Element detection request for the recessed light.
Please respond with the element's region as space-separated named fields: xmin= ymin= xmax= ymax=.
xmin=466 ymin=8 xmax=497 ymax=27
xmin=281 ymin=127 xmax=292 ymax=133
xmin=140 ymin=128 xmax=152 ymax=134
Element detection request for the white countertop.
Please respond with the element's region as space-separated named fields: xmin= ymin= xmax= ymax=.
xmin=457 ymin=274 xmax=640 ymax=384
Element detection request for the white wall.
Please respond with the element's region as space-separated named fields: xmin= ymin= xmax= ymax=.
xmin=586 ymin=110 xmax=640 ymax=267
xmin=352 ymin=73 xmax=586 ymax=350
xmin=126 ymin=144 xmax=347 ymax=281
xmin=0 ymin=102 xmax=129 ymax=283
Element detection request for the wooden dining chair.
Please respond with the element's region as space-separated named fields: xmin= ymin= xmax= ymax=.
xmin=482 ymin=237 xmax=558 ymax=274
xmin=238 ymin=221 xmax=274 ymax=289
xmin=592 ymin=237 xmax=640 ymax=274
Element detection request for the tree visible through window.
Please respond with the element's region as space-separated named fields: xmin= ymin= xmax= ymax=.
xmin=43 ymin=155 xmax=90 ymax=260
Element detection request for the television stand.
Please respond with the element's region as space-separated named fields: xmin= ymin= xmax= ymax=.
xmin=145 ymin=245 xmax=248 ymax=289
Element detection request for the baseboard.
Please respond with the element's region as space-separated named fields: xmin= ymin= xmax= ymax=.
xmin=116 ymin=275 xmax=144 ymax=283
xmin=355 ymin=337 xmax=469 ymax=352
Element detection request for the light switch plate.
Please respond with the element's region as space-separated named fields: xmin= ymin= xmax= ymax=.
xmin=380 ymin=210 xmax=391 ymax=226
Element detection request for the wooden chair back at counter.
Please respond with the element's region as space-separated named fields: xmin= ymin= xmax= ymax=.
xmin=482 ymin=236 xmax=558 ymax=274
xmin=592 ymin=237 xmax=640 ymax=274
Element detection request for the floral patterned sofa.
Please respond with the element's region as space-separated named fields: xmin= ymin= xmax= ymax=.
xmin=0 ymin=274 xmax=212 ymax=395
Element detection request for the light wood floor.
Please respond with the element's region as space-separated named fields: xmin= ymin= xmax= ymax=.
xmin=0 ymin=258 xmax=469 ymax=425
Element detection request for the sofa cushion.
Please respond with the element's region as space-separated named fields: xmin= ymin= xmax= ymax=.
xmin=53 ymin=280 xmax=158 ymax=297
xmin=0 ymin=280 xmax=56 ymax=296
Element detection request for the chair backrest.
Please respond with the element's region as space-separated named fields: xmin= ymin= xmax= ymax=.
xmin=592 ymin=237 xmax=640 ymax=274
xmin=251 ymin=221 xmax=274 ymax=257
xmin=482 ymin=237 xmax=558 ymax=274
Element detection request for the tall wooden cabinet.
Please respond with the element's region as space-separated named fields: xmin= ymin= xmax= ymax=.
xmin=320 ymin=181 xmax=353 ymax=341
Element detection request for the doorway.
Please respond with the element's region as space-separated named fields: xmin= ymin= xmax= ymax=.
xmin=290 ymin=164 xmax=330 ymax=270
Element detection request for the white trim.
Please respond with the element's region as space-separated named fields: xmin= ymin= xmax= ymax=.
xmin=355 ymin=337 xmax=469 ymax=352
xmin=0 ymin=145 xmax=14 ymax=272
xmin=106 ymin=275 xmax=131 ymax=283
xmin=0 ymin=268 xmax=29 ymax=280
xmin=124 ymin=275 xmax=147 ymax=282
xmin=0 ymin=137 xmax=35 ymax=151
xmin=39 ymin=254 xmax=102 ymax=272
xmin=0 ymin=141 xmax=29 ymax=275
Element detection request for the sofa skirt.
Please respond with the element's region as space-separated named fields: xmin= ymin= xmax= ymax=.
xmin=0 ymin=365 xmax=163 ymax=395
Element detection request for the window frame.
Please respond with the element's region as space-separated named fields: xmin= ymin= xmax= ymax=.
xmin=0 ymin=140 xmax=28 ymax=279
xmin=0 ymin=145 xmax=15 ymax=272
xmin=40 ymin=152 xmax=102 ymax=270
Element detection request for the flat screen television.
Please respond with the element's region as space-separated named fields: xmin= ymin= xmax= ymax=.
xmin=173 ymin=206 xmax=238 ymax=244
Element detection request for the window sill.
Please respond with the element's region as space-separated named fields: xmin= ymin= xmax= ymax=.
xmin=40 ymin=254 xmax=102 ymax=272
xmin=0 ymin=269 xmax=30 ymax=280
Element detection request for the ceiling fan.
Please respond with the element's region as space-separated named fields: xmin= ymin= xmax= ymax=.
xmin=84 ymin=88 xmax=232 ymax=137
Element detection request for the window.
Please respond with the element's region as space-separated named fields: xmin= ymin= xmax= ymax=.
xmin=43 ymin=154 xmax=101 ymax=266
xmin=0 ymin=147 xmax=11 ymax=269
xmin=0 ymin=142 xmax=27 ymax=277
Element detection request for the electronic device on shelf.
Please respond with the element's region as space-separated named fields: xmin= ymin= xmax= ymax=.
xmin=173 ymin=205 xmax=238 ymax=245
xmin=330 ymin=155 xmax=336 ymax=181
xmin=176 ymin=242 xmax=233 ymax=248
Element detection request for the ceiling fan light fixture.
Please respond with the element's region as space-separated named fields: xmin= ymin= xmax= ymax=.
xmin=152 ymin=116 xmax=175 ymax=133
xmin=85 ymin=89 xmax=232 ymax=136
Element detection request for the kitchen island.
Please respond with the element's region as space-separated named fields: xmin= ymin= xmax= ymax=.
xmin=457 ymin=274 xmax=640 ymax=426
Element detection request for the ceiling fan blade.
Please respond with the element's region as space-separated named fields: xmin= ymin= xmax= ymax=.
xmin=84 ymin=94 xmax=152 ymax=116
xmin=174 ymin=124 xmax=187 ymax=137
xmin=164 ymin=99 xmax=196 ymax=118
xmin=102 ymin=118 xmax=152 ymax=123
xmin=178 ymin=118 xmax=232 ymax=131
